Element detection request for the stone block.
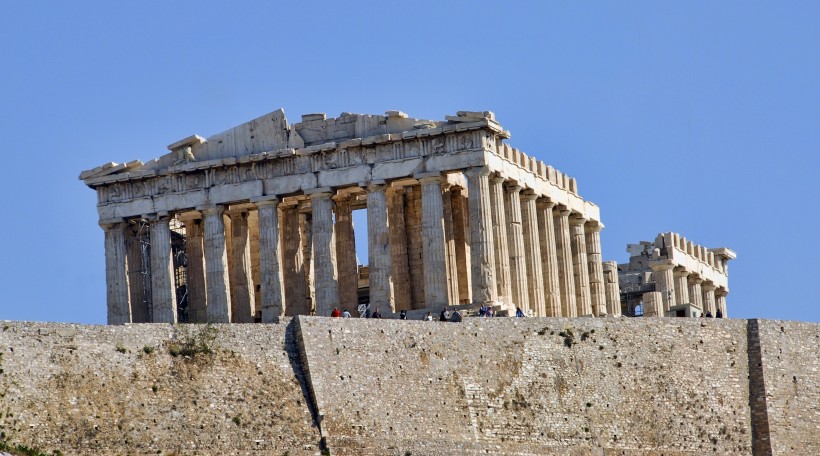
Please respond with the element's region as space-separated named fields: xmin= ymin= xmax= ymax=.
xmin=208 ymin=180 xmax=264 ymax=205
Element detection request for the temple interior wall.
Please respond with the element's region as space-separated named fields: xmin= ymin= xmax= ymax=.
xmin=4 ymin=318 xmax=815 ymax=455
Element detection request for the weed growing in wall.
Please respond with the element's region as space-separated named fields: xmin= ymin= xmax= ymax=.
xmin=168 ymin=324 xmax=219 ymax=359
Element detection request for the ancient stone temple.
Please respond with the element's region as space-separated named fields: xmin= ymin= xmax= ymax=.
xmin=617 ymin=232 xmax=735 ymax=317
xmin=80 ymin=109 xmax=623 ymax=324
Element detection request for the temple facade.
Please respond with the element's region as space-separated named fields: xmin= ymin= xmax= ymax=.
xmin=81 ymin=109 xmax=625 ymax=324
xmin=617 ymin=232 xmax=735 ymax=317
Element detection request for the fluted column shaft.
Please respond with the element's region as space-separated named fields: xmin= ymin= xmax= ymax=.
xmin=256 ymin=199 xmax=284 ymax=322
xmin=419 ymin=175 xmax=449 ymax=308
xmin=334 ymin=196 xmax=359 ymax=311
xmin=281 ymin=205 xmax=308 ymax=316
xmin=203 ymin=206 xmax=231 ymax=322
xmin=450 ymin=186 xmax=472 ymax=303
xmin=570 ymin=216 xmax=593 ymax=316
xmin=554 ymin=208 xmax=577 ymax=317
xmin=504 ymin=184 xmax=529 ymax=311
xmin=702 ymin=282 xmax=717 ymax=316
xmin=149 ymin=215 xmax=177 ymax=323
xmin=368 ymin=182 xmax=394 ymax=311
xmin=650 ymin=263 xmax=676 ymax=313
xmin=673 ymin=268 xmax=690 ymax=305
xmin=602 ymin=261 xmax=622 ymax=316
xmin=489 ymin=176 xmax=512 ymax=307
xmin=228 ymin=210 xmax=256 ymax=323
xmin=388 ymin=187 xmax=411 ymax=311
xmin=181 ymin=214 xmax=207 ymax=323
xmin=442 ymin=185 xmax=460 ymax=305
xmin=536 ymin=200 xmax=561 ymax=316
xmin=310 ymin=191 xmax=339 ymax=316
xmin=465 ymin=167 xmax=497 ymax=305
xmin=102 ymin=222 xmax=131 ymax=324
xmin=688 ymin=275 xmax=704 ymax=311
xmin=585 ymin=223 xmax=607 ymax=316
xmin=521 ymin=192 xmax=546 ymax=316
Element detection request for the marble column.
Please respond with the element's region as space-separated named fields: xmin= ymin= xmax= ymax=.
xmin=569 ymin=215 xmax=593 ymax=316
xmin=489 ymin=175 xmax=512 ymax=307
xmin=281 ymin=204 xmax=308 ymax=316
xmin=203 ymin=206 xmax=232 ymax=322
xmin=504 ymin=183 xmax=529 ymax=311
xmin=465 ymin=167 xmax=497 ymax=305
xmin=602 ymin=261 xmax=622 ymax=316
xmin=702 ymin=281 xmax=717 ymax=317
xmin=228 ymin=209 xmax=256 ymax=323
xmin=149 ymin=214 xmax=177 ymax=323
xmin=521 ymin=192 xmax=546 ymax=316
xmin=388 ymin=187 xmax=411 ymax=311
xmin=334 ymin=195 xmax=359 ymax=311
xmin=180 ymin=213 xmax=207 ymax=323
xmin=418 ymin=174 xmax=449 ymax=308
xmin=687 ymin=275 xmax=704 ymax=311
xmin=126 ymin=224 xmax=150 ymax=323
xmin=450 ymin=185 xmax=472 ymax=304
xmin=673 ymin=267 xmax=690 ymax=305
xmin=554 ymin=207 xmax=577 ymax=317
xmin=441 ymin=183 xmax=460 ymax=305
xmin=367 ymin=181 xmax=394 ymax=311
xmin=310 ymin=190 xmax=339 ymax=316
xmin=101 ymin=221 xmax=131 ymax=325
xmin=585 ymin=222 xmax=608 ymax=316
xmin=650 ymin=263 xmax=676 ymax=314
xmin=536 ymin=199 xmax=562 ymax=316
xmin=715 ymin=288 xmax=728 ymax=317
xmin=256 ymin=198 xmax=285 ymax=322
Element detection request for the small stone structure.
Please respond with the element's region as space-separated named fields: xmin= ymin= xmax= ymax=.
xmin=81 ymin=109 xmax=623 ymax=324
xmin=618 ymin=232 xmax=735 ymax=317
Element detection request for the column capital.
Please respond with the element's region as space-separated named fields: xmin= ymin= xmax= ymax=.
xmin=649 ymin=262 xmax=676 ymax=272
xmin=365 ymin=179 xmax=388 ymax=192
xmin=98 ymin=219 xmax=125 ymax=230
xmin=673 ymin=266 xmax=688 ymax=277
xmin=701 ymin=281 xmax=717 ymax=292
xmin=464 ymin=166 xmax=492 ymax=178
xmin=250 ymin=195 xmax=280 ymax=207
xmin=305 ymin=187 xmax=333 ymax=199
xmin=569 ymin=214 xmax=587 ymax=226
xmin=414 ymin=172 xmax=443 ymax=184
xmin=199 ymin=205 xmax=225 ymax=218
xmin=715 ymin=287 xmax=729 ymax=297
xmin=584 ymin=221 xmax=604 ymax=233
xmin=520 ymin=190 xmax=539 ymax=202
xmin=687 ymin=275 xmax=703 ymax=285
xmin=504 ymin=182 xmax=523 ymax=194
xmin=536 ymin=198 xmax=556 ymax=209
xmin=489 ymin=174 xmax=506 ymax=185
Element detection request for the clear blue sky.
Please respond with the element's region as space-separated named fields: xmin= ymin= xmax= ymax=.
xmin=1 ymin=2 xmax=817 ymax=323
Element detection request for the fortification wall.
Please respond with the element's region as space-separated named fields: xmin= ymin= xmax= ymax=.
xmin=0 ymin=321 xmax=319 ymax=455
xmin=0 ymin=318 xmax=817 ymax=456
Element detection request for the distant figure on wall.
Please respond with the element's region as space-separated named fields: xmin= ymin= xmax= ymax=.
xmin=440 ymin=308 xmax=449 ymax=322
xmin=341 ymin=309 xmax=351 ymax=318
xmin=716 ymin=309 xmax=723 ymax=318
xmin=450 ymin=309 xmax=463 ymax=322
xmin=331 ymin=308 xmax=341 ymax=318
xmin=424 ymin=311 xmax=433 ymax=321
xmin=372 ymin=307 xmax=382 ymax=319
xmin=400 ymin=310 xmax=407 ymax=320
xmin=706 ymin=311 xmax=713 ymax=318
xmin=515 ymin=307 xmax=526 ymax=318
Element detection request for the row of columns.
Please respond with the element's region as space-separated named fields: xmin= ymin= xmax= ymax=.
xmin=650 ymin=263 xmax=728 ymax=316
xmin=101 ymin=166 xmax=616 ymax=324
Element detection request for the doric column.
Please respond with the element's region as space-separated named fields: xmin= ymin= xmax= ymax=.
xmin=554 ymin=207 xmax=577 ymax=317
xmin=702 ymin=281 xmax=717 ymax=317
xmin=281 ymin=204 xmax=308 ymax=315
xmin=650 ymin=262 xmax=676 ymax=314
xmin=202 ymin=206 xmax=231 ymax=323
xmin=126 ymin=223 xmax=150 ymax=323
xmin=418 ymin=174 xmax=449 ymax=308
xmin=255 ymin=198 xmax=285 ymax=322
xmin=673 ymin=267 xmax=690 ymax=305
xmin=388 ymin=187 xmax=411 ymax=311
xmin=602 ymin=261 xmax=622 ymax=316
xmin=504 ymin=183 xmax=529 ymax=311
xmin=585 ymin=222 xmax=607 ymax=316
xmin=228 ymin=209 xmax=256 ymax=323
xmin=569 ymin=215 xmax=593 ymax=316
xmin=441 ymin=183 xmax=460 ymax=305
xmin=521 ymin=192 xmax=545 ymax=316
xmin=536 ymin=199 xmax=561 ymax=316
xmin=450 ymin=185 xmax=472 ymax=304
xmin=334 ymin=194 xmax=359 ymax=311
xmin=149 ymin=214 xmax=177 ymax=323
xmin=180 ymin=213 xmax=207 ymax=323
xmin=489 ymin=175 xmax=512 ymax=307
xmin=101 ymin=221 xmax=131 ymax=324
xmin=687 ymin=275 xmax=704 ymax=311
xmin=309 ymin=190 xmax=339 ymax=316
xmin=367 ymin=181 xmax=394 ymax=311
xmin=715 ymin=288 xmax=728 ymax=317
xmin=465 ymin=167 xmax=497 ymax=305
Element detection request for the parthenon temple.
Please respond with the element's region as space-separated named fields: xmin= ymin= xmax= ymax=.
xmin=82 ymin=109 xmax=712 ymax=324
xmin=617 ymin=232 xmax=735 ymax=318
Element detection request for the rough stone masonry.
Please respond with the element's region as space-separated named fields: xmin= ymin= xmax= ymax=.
xmin=0 ymin=318 xmax=817 ymax=455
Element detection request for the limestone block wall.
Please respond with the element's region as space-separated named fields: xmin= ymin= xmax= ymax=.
xmin=0 ymin=321 xmax=319 ymax=455
xmin=755 ymin=320 xmax=820 ymax=455
xmin=297 ymin=317 xmax=753 ymax=455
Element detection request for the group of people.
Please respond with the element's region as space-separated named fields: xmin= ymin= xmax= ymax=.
xmin=329 ymin=305 xmax=500 ymax=321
